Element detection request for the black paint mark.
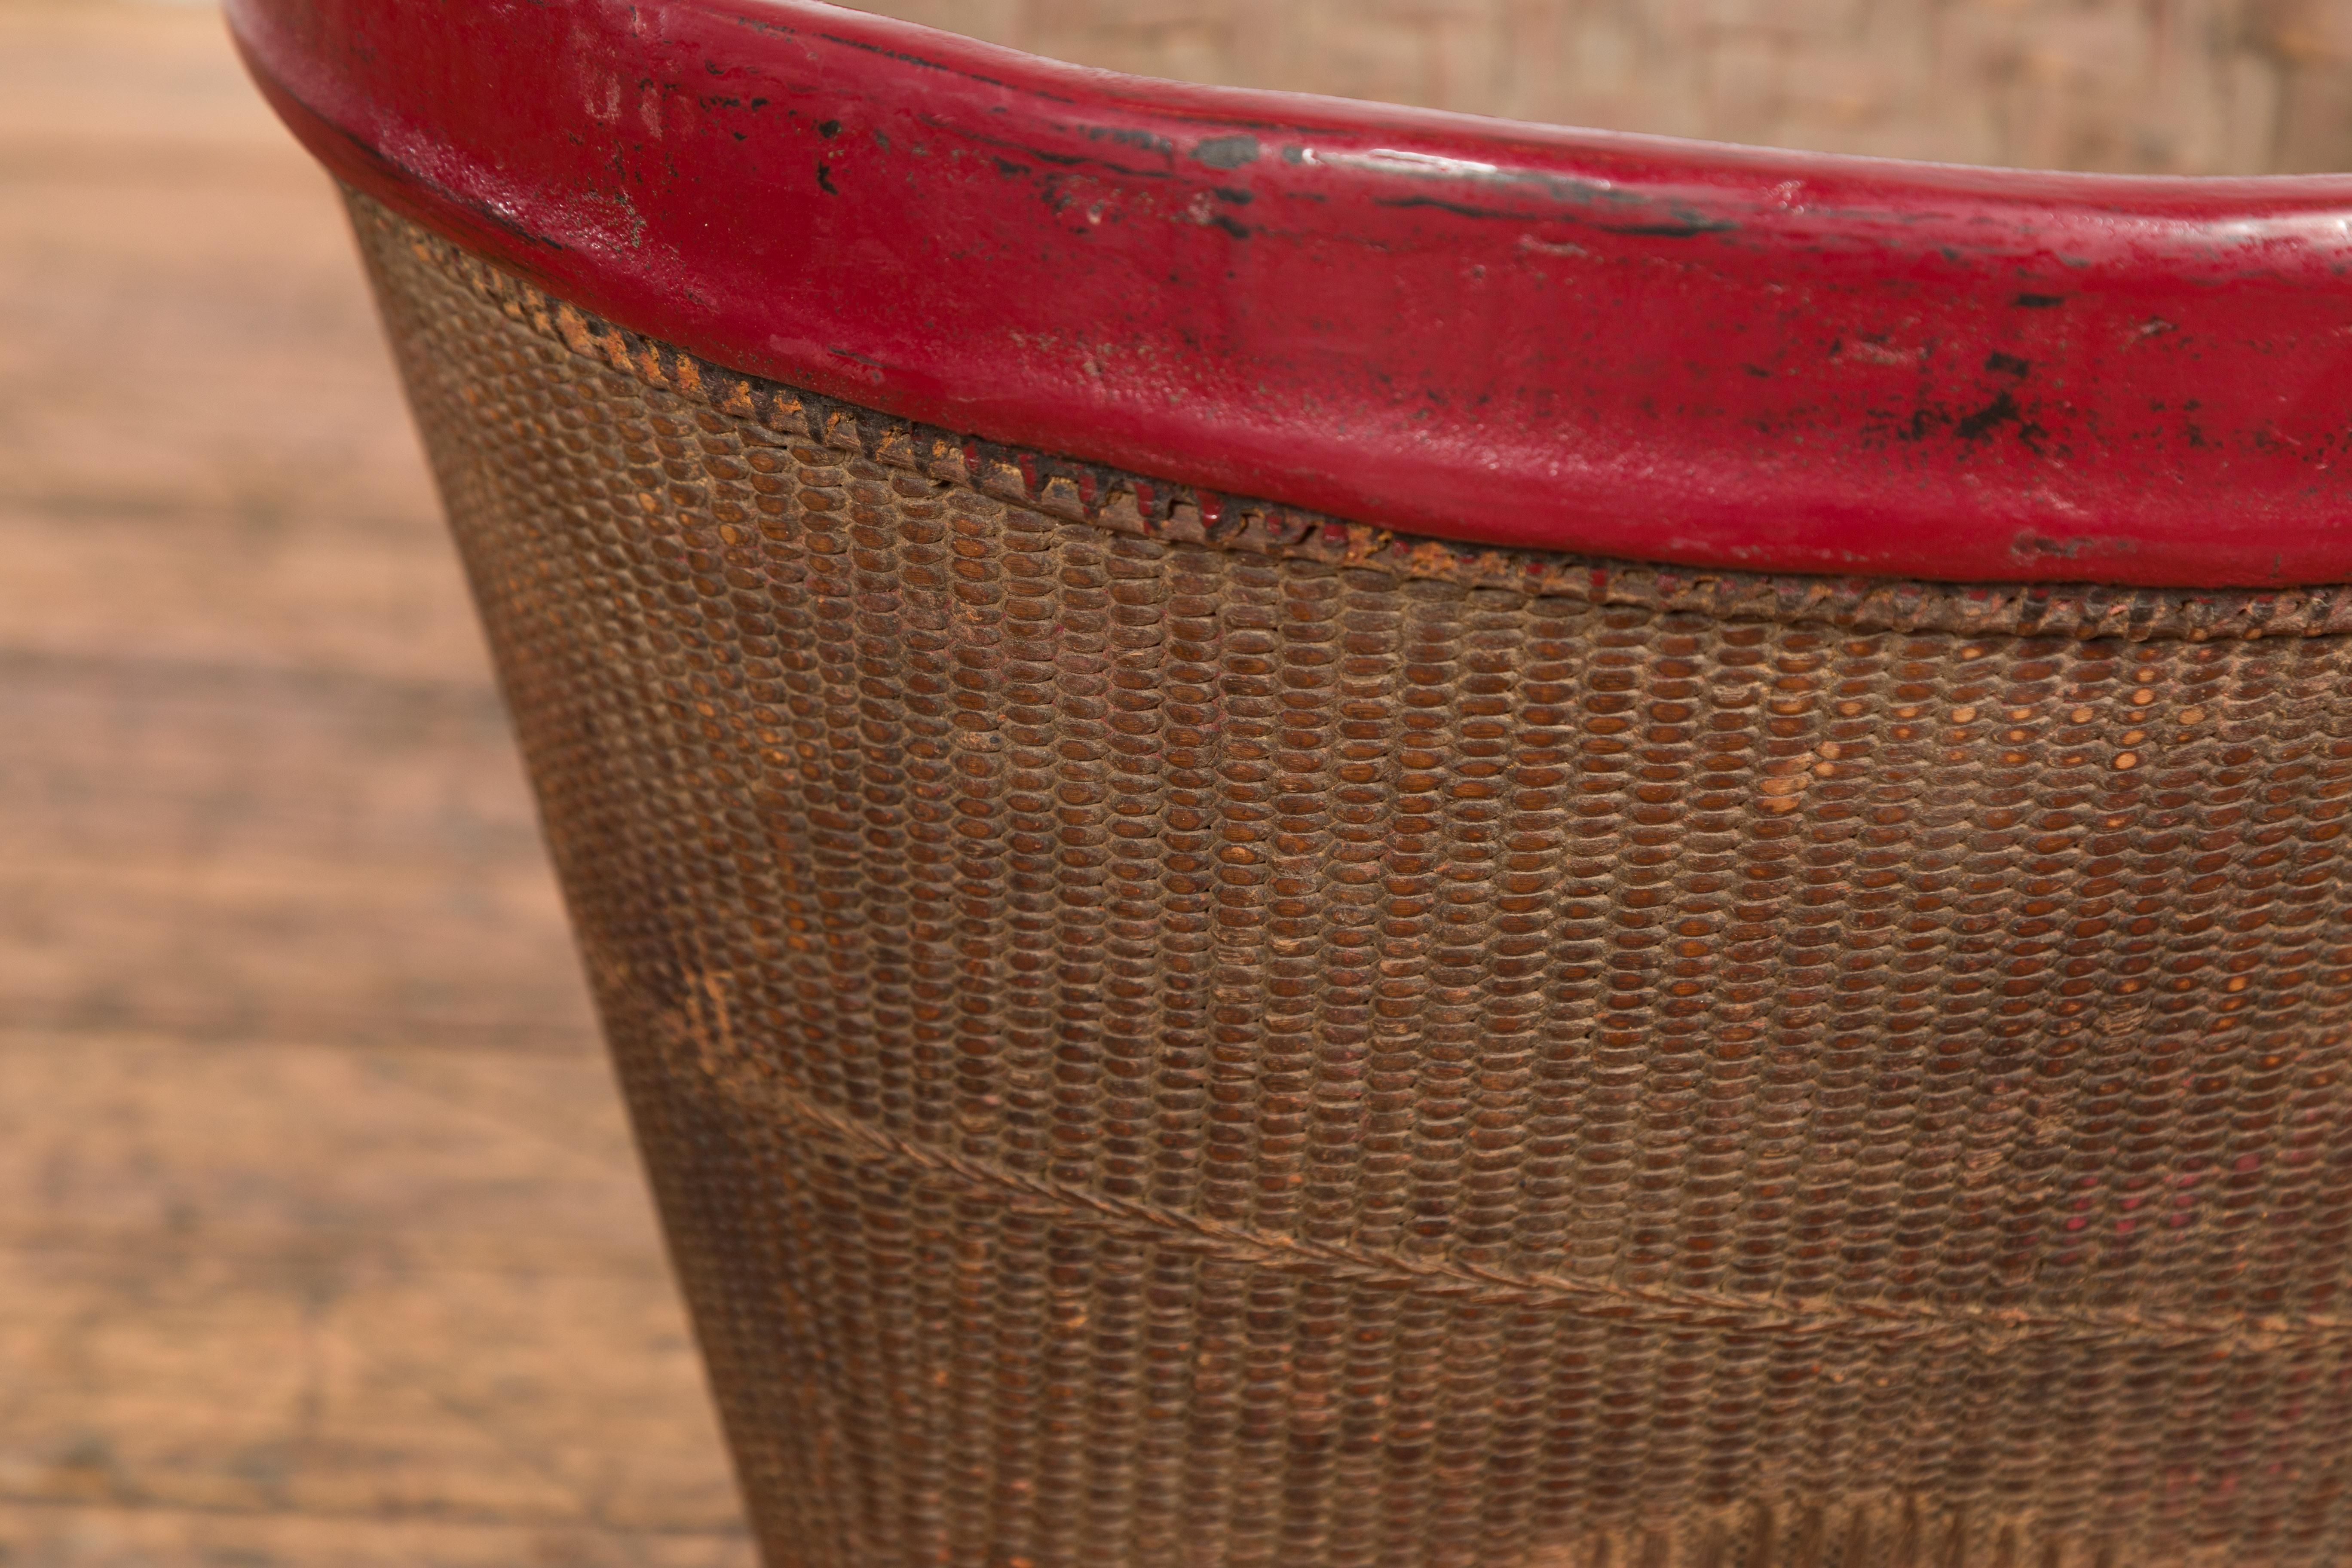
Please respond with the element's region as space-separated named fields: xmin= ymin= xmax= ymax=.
xmin=1373 ymin=193 xmax=1733 ymax=235
xmin=1087 ymin=126 xmax=1175 ymax=155
xmin=1956 ymin=390 xmax=2024 ymax=441
xmin=1194 ymin=134 xmax=1261 ymax=169
xmin=1208 ymin=214 xmax=1253 ymax=240
xmin=1984 ymin=351 xmax=2032 ymax=377
xmin=1379 ymin=195 xmax=1507 ymax=217
xmin=1597 ymin=218 xmax=1736 ymax=237
xmin=1954 ymin=391 xmax=2052 ymax=452
xmin=816 ymin=162 xmax=839 ymax=194
xmin=1743 ymin=365 xmax=1772 ymax=379
xmin=939 ymin=120 xmax=1173 ymax=180
xmin=993 ymin=156 xmax=1031 ymax=177
xmin=818 ymin=119 xmax=842 ymax=139
xmin=1214 ymin=187 xmax=1255 ymax=205
xmin=2014 ymin=293 xmax=2067 ymax=308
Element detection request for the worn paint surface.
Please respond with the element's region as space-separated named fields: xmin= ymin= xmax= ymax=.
xmin=229 ymin=0 xmax=2352 ymax=585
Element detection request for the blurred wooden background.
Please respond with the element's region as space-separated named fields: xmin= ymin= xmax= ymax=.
xmin=0 ymin=3 xmax=753 ymax=1564
xmin=1 ymin=0 xmax=2346 ymax=1564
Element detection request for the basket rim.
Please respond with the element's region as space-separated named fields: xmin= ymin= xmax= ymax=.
xmin=230 ymin=0 xmax=2352 ymax=588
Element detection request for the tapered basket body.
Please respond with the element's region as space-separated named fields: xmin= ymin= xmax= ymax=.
xmin=236 ymin=3 xmax=2352 ymax=1563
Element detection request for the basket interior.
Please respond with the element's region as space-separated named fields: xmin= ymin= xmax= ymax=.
xmin=844 ymin=0 xmax=2352 ymax=175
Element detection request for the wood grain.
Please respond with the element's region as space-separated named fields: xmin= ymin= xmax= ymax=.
xmin=0 ymin=4 xmax=753 ymax=1562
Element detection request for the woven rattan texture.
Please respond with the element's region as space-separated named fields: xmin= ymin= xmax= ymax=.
xmin=355 ymin=191 xmax=2352 ymax=1567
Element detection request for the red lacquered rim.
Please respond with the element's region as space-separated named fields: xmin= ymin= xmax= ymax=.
xmin=228 ymin=0 xmax=2352 ymax=586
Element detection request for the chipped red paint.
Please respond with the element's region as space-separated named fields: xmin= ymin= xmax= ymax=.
xmin=228 ymin=0 xmax=2352 ymax=585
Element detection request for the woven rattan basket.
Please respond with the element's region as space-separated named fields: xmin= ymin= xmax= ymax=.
xmin=233 ymin=2 xmax=2352 ymax=1563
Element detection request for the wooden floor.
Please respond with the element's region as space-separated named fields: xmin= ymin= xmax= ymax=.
xmin=0 ymin=5 xmax=756 ymax=1563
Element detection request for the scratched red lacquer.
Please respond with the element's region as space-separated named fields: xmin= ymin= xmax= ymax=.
xmin=229 ymin=0 xmax=2352 ymax=585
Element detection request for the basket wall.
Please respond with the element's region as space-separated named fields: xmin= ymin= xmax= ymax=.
xmin=353 ymin=190 xmax=2352 ymax=1568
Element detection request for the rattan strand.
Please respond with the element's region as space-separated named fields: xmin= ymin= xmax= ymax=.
xmin=354 ymin=190 xmax=2352 ymax=1567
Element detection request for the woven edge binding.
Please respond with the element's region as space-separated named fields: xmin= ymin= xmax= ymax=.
xmin=358 ymin=192 xmax=2352 ymax=646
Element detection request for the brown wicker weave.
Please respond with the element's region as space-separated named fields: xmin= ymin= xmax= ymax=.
xmin=353 ymin=188 xmax=2352 ymax=1567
